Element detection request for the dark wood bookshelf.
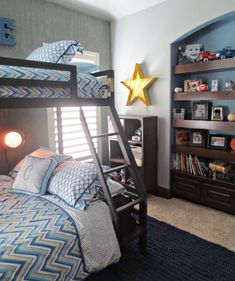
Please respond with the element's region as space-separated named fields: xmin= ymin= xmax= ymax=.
xmin=174 ymin=57 xmax=235 ymax=74
xmin=173 ymin=91 xmax=235 ymax=101
xmin=171 ymin=41 xmax=235 ymax=214
xmin=173 ymin=119 xmax=235 ymax=131
xmin=109 ymin=115 xmax=158 ymax=191
xmin=172 ymin=144 xmax=235 ymax=162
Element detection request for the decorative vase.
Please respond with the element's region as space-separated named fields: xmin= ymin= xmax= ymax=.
xmin=230 ymin=138 xmax=235 ymax=151
xmin=227 ymin=113 xmax=235 ymax=122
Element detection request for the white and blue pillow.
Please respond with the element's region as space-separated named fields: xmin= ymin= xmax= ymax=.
xmin=26 ymin=40 xmax=84 ymax=64
xmin=9 ymin=146 xmax=72 ymax=179
xmin=12 ymin=155 xmax=57 ymax=196
xmin=70 ymin=61 xmax=99 ymax=74
xmin=48 ymin=161 xmax=100 ymax=210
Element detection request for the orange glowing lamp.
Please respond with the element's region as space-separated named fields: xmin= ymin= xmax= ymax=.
xmin=3 ymin=131 xmax=24 ymax=148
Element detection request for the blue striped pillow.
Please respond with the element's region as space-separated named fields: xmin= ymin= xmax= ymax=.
xmin=26 ymin=40 xmax=84 ymax=64
xmin=48 ymin=161 xmax=100 ymax=210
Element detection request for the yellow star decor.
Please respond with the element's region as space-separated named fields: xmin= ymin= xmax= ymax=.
xmin=121 ymin=63 xmax=157 ymax=106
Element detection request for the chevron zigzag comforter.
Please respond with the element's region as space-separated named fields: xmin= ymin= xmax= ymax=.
xmin=0 ymin=65 xmax=108 ymax=99
xmin=0 ymin=179 xmax=120 ymax=281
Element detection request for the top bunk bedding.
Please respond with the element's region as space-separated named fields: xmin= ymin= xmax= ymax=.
xmin=0 ymin=64 xmax=110 ymax=99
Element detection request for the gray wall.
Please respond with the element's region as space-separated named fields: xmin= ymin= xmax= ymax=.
xmin=111 ymin=0 xmax=235 ymax=190
xmin=0 ymin=0 xmax=111 ymax=174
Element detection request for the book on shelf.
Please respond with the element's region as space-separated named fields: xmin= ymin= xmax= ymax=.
xmin=173 ymin=153 xmax=207 ymax=177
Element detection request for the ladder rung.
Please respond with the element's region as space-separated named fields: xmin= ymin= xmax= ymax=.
xmin=124 ymin=190 xmax=139 ymax=199
xmin=103 ymin=164 xmax=130 ymax=174
xmin=91 ymin=132 xmax=119 ymax=139
xmin=116 ymin=198 xmax=143 ymax=213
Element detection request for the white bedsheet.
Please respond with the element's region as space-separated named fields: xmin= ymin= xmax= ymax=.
xmin=45 ymin=196 xmax=121 ymax=273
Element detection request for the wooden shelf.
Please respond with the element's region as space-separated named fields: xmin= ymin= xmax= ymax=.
xmin=174 ymin=58 xmax=235 ymax=74
xmin=173 ymin=119 xmax=235 ymax=131
xmin=110 ymin=157 xmax=126 ymax=164
xmin=171 ymin=169 xmax=235 ymax=189
xmin=110 ymin=138 xmax=142 ymax=146
xmin=128 ymin=139 xmax=142 ymax=146
xmin=172 ymin=144 xmax=235 ymax=162
xmin=173 ymin=91 xmax=235 ymax=101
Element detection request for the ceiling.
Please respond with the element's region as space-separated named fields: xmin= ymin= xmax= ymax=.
xmin=46 ymin=0 xmax=166 ymax=20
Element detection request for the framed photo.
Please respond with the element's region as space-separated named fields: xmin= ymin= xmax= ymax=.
xmin=175 ymin=130 xmax=190 ymax=145
xmin=211 ymin=80 xmax=218 ymax=92
xmin=192 ymin=102 xmax=209 ymax=120
xmin=184 ymin=79 xmax=202 ymax=93
xmin=207 ymin=135 xmax=228 ymax=150
xmin=190 ymin=130 xmax=207 ymax=147
xmin=178 ymin=44 xmax=203 ymax=65
xmin=211 ymin=106 xmax=224 ymax=121
xmin=173 ymin=108 xmax=185 ymax=120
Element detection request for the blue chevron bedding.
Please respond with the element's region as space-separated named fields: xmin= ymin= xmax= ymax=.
xmin=0 ymin=184 xmax=121 ymax=280
xmin=0 ymin=65 xmax=108 ymax=98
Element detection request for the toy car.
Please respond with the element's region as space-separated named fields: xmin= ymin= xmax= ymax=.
xmin=199 ymin=51 xmax=217 ymax=62
xmin=216 ymin=46 xmax=235 ymax=59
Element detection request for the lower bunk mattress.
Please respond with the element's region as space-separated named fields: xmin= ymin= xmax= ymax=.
xmin=0 ymin=65 xmax=109 ymax=99
xmin=0 ymin=177 xmax=121 ymax=281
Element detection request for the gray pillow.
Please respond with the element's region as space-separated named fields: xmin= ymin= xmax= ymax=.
xmin=12 ymin=155 xmax=57 ymax=196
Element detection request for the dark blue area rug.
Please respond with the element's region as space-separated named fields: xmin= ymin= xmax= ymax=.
xmin=86 ymin=217 xmax=235 ymax=281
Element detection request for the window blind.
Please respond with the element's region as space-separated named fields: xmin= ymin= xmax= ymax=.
xmin=52 ymin=51 xmax=99 ymax=162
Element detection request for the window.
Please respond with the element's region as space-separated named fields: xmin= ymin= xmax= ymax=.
xmin=48 ymin=51 xmax=100 ymax=162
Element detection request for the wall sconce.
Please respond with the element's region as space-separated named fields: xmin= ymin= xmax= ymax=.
xmin=1 ymin=130 xmax=24 ymax=172
xmin=3 ymin=131 xmax=24 ymax=148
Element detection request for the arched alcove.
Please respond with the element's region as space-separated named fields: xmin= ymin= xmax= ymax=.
xmin=170 ymin=12 xmax=235 ymax=214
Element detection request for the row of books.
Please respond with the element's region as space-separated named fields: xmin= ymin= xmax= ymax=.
xmin=173 ymin=153 xmax=209 ymax=176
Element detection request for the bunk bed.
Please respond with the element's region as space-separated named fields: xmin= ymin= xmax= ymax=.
xmin=0 ymin=56 xmax=147 ymax=281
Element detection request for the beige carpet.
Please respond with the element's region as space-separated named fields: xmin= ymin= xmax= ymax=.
xmin=147 ymin=195 xmax=235 ymax=252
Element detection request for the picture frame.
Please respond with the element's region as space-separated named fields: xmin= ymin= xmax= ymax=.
xmin=178 ymin=44 xmax=203 ymax=65
xmin=184 ymin=79 xmax=202 ymax=93
xmin=192 ymin=102 xmax=209 ymax=120
xmin=211 ymin=106 xmax=224 ymax=121
xmin=211 ymin=80 xmax=218 ymax=92
xmin=207 ymin=134 xmax=228 ymax=150
xmin=175 ymin=130 xmax=190 ymax=145
xmin=173 ymin=108 xmax=185 ymax=120
xmin=190 ymin=130 xmax=207 ymax=147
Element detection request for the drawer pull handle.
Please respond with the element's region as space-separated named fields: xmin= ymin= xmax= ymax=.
xmin=209 ymin=190 xmax=230 ymax=198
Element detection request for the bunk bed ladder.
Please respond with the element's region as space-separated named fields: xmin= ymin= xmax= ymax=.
xmin=80 ymin=105 xmax=147 ymax=254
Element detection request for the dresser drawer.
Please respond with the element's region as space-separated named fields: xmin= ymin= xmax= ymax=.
xmin=172 ymin=175 xmax=201 ymax=202
xmin=201 ymin=183 xmax=235 ymax=213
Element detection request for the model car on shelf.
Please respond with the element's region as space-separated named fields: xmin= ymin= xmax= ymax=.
xmin=199 ymin=51 xmax=217 ymax=62
xmin=216 ymin=46 xmax=235 ymax=59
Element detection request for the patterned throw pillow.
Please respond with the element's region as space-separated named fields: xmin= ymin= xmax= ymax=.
xmin=70 ymin=61 xmax=100 ymax=74
xmin=8 ymin=147 xmax=72 ymax=179
xmin=48 ymin=161 xmax=100 ymax=210
xmin=26 ymin=40 xmax=84 ymax=64
xmin=12 ymin=155 xmax=57 ymax=196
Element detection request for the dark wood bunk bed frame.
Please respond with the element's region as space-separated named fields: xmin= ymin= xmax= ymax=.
xmin=0 ymin=56 xmax=147 ymax=254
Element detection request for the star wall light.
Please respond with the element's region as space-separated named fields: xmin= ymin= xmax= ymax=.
xmin=121 ymin=63 xmax=157 ymax=106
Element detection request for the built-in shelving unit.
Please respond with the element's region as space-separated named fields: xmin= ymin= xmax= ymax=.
xmin=171 ymin=29 xmax=235 ymax=214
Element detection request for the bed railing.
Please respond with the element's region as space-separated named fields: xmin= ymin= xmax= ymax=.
xmin=0 ymin=56 xmax=114 ymax=108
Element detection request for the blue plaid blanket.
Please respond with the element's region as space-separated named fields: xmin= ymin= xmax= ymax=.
xmin=0 ymin=187 xmax=88 ymax=281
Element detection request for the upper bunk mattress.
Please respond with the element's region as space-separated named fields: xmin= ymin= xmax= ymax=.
xmin=0 ymin=65 xmax=109 ymax=99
